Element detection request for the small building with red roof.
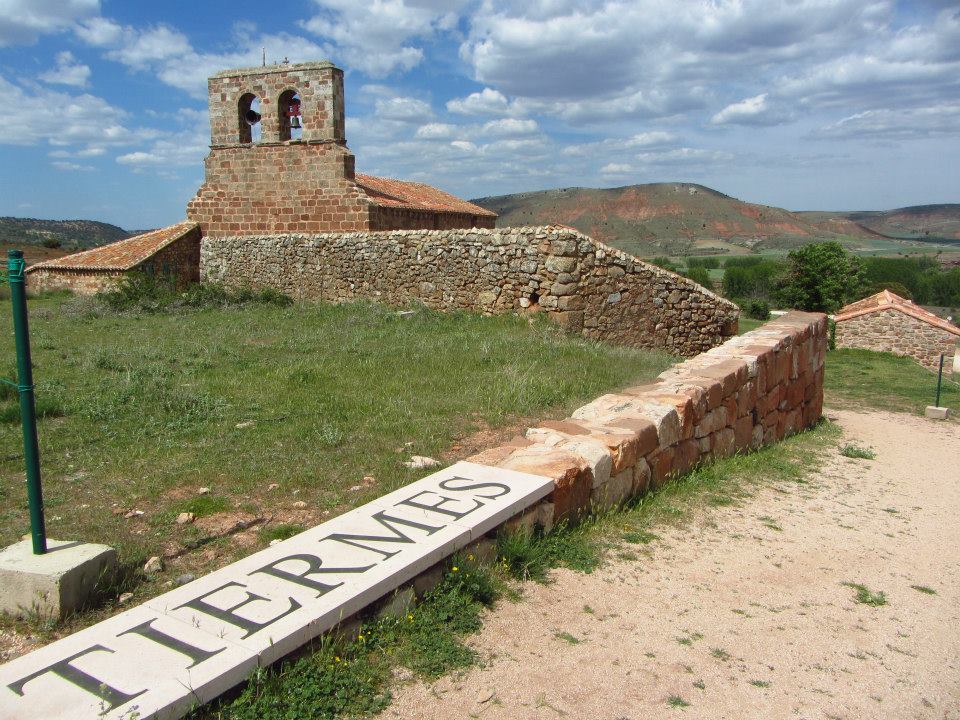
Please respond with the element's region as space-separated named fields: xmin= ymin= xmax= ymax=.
xmin=835 ymin=289 xmax=959 ymax=371
xmin=27 ymin=222 xmax=200 ymax=295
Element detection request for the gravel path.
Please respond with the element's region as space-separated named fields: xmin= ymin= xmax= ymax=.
xmin=388 ymin=409 xmax=960 ymax=720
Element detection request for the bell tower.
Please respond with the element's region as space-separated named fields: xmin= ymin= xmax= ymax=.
xmin=187 ymin=60 xmax=372 ymax=236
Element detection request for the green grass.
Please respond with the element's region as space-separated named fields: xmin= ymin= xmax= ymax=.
xmin=910 ymin=585 xmax=937 ymax=595
xmin=737 ymin=317 xmax=766 ymax=335
xmin=667 ymin=695 xmax=690 ymax=708
xmin=194 ymin=559 xmax=499 ymax=720
xmin=554 ymin=630 xmax=581 ymax=645
xmin=842 ymin=582 xmax=888 ymax=607
xmin=825 ymin=348 xmax=960 ymax=416
xmin=839 ymin=444 xmax=876 ymax=460
xmin=0 ymin=295 xmax=673 ymax=581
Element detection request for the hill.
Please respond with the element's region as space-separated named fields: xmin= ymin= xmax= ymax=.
xmin=800 ymin=205 xmax=960 ymax=242
xmin=472 ymin=184 xmax=959 ymax=257
xmin=0 ymin=217 xmax=130 ymax=252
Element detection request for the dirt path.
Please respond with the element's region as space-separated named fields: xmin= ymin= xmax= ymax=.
xmin=389 ymin=409 xmax=960 ymax=720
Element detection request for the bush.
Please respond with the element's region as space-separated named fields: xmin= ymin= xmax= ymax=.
xmin=684 ymin=266 xmax=712 ymax=287
xmin=41 ymin=238 xmax=62 ymax=249
xmin=687 ymin=256 xmax=720 ymax=269
xmin=649 ymin=256 xmax=680 ymax=273
xmin=777 ymin=242 xmax=864 ymax=313
xmin=98 ymin=274 xmax=293 ymax=313
xmin=745 ymin=299 xmax=770 ymax=320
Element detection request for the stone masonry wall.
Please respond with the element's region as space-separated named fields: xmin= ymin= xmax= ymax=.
xmin=200 ymin=226 xmax=740 ymax=355
xmin=370 ymin=206 xmax=497 ymax=232
xmin=187 ymin=143 xmax=371 ymax=237
xmin=27 ymin=269 xmax=122 ymax=295
xmin=836 ymin=309 xmax=959 ymax=371
xmin=471 ymin=311 xmax=827 ymax=525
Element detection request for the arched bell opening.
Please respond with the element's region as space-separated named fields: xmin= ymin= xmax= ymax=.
xmin=278 ymin=89 xmax=302 ymax=142
xmin=238 ymin=93 xmax=262 ymax=144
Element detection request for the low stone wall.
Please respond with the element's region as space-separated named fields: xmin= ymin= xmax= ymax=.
xmin=201 ymin=226 xmax=740 ymax=355
xmin=836 ymin=309 xmax=959 ymax=372
xmin=27 ymin=269 xmax=122 ymax=295
xmin=470 ymin=310 xmax=826 ymax=522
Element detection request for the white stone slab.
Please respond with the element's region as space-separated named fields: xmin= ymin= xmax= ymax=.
xmin=0 ymin=462 xmax=551 ymax=720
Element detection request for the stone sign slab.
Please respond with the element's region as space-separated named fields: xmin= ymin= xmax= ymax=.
xmin=0 ymin=462 xmax=552 ymax=720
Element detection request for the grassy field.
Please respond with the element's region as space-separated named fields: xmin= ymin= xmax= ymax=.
xmin=825 ymin=348 xmax=959 ymax=416
xmin=0 ymin=294 xmax=674 ymax=594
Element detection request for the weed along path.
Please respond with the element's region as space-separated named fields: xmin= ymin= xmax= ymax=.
xmin=388 ymin=409 xmax=960 ymax=720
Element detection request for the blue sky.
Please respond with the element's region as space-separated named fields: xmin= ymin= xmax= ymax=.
xmin=0 ymin=0 xmax=957 ymax=230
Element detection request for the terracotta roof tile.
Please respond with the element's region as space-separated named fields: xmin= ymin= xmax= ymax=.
xmin=356 ymin=174 xmax=496 ymax=218
xmin=27 ymin=222 xmax=199 ymax=273
xmin=836 ymin=290 xmax=960 ymax=337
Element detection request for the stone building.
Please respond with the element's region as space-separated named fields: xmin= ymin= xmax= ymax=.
xmin=26 ymin=222 xmax=200 ymax=295
xmin=835 ymin=290 xmax=959 ymax=371
xmin=185 ymin=61 xmax=496 ymax=235
xmin=26 ymin=60 xmax=495 ymax=293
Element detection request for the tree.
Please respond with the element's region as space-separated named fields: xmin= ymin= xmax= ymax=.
xmin=684 ymin=265 xmax=712 ymax=288
xmin=777 ymin=242 xmax=864 ymax=313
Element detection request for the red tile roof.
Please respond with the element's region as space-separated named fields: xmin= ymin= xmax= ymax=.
xmin=836 ymin=290 xmax=960 ymax=337
xmin=356 ymin=174 xmax=496 ymax=218
xmin=27 ymin=222 xmax=199 ymax=272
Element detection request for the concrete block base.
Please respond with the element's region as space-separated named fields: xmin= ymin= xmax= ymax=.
xmin=0 ymin=539 xmax=117 ymax=619
xmin=925 ymin=405 xmax=950 ymax=420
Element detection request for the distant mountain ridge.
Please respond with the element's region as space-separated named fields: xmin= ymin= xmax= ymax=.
xmin=471 ymin=183 xmax=960 ymax=257
xmin=0 ymin=217 xmax=130 ymax=252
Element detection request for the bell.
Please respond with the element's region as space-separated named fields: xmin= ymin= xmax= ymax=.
xmin=290 ymin=116 xmax=302 ymax=129
xmin=244 ymin=109 xmax=261 ymax=125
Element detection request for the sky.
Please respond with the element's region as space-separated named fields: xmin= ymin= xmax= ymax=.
xmin=0 ymin=0 xmax=957 ymax=230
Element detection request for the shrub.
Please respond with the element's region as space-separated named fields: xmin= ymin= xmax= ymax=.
xmin=777 ymin=242 xmax=864 ymax=313
xmin=41 ymin=238 xmax=62 ymax=249
xmin=97 ymin=275 xmax=293 ymax=313
xmin=649 ymin=256 xmax=680 ymax=273
xmin=745 ymin=299 xmax=770 ymax=320
xmin=687 ymin=256 xmax=720 ymax=269
xmin=684 ymin=266 xmax=712 ymax=288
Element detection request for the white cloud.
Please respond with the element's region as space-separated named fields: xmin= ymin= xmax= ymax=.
xmin=446 ymin=88 xmax=517 ymax=116
xmin=0 ymin=0 xmax=98 ymax=47
xmin=74 ymin=16 xmax=122 ymax=46
xmin=374 ymin=96 xmax=432 ymax=123
xmin=76 ymin=18 xmax=328 ymax=99
xmin=634 ymin=147 xmax=736 ymax=166
xmin=601 ymin=163 xmax=633 ymax=174
xmin=812 ymin=103 xmax=960 ymax=140
xmin=301 ymin=0 xmax=467 ymax=76
xmin=710 ymin=94 xmax=782 ymax=126
xmin=51 ymin=160 xmax=93 ymax=171
xmin=481 ymin=118 xmax=538 ymax=136
xmin=0 ymin=74 xmax=144 ymax=148
xmin=105 ymin=25 xmax=192 ymax=69
xmin=415 ymin=122 xmax=458 ymax=139
xmin=39 ymin=51 xmax=91 ymax=88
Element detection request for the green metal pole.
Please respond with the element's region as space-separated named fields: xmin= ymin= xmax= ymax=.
xmin=7 ymin=250 xmax=46 ymax=554
xmin=935 ymin=353 xmax=945 ymax=408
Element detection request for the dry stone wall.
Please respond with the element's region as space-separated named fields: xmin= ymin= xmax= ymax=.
xmin=472 ymin=310 xmax=827 ymax=522
xmin=835 ymin=309 xmax=959 ymax=371
xmin=201 ymin=225 xmax=740 ymax=355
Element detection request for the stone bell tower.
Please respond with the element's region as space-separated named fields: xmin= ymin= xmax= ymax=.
xmin=187 ymin=60 xmax=372 ymax=236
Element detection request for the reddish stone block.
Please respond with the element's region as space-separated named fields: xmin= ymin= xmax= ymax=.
xmin=674 ymin=439 xmax=701 ymax=476
xmin=733 ymin=415 xmax=754 ymax=450
xmin=649 ymin=448 xmax=675 ymax=489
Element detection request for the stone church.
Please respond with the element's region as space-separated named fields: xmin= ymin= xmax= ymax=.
xmin=28 ymin=60 xmax=496 ymax=293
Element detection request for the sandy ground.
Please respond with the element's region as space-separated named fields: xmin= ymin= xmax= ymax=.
xmin=389 ymin=409 xmax=960 ymax=720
